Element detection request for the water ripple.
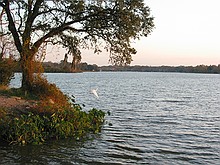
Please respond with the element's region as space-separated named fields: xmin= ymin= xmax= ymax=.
xmin=2 ymin=72 xmax=219 ymax=165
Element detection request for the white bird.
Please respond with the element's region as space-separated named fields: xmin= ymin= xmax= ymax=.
xmin=91 ymin=88 xmax=99 ymax=99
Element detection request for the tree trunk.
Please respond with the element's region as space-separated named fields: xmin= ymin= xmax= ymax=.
xmin=20 ymin=51 xmax=34 ymax=91
xmin=71 ymin=55 xmax=76 ymax=71
xmin=0 ymin=52 xmax=3 ymax=61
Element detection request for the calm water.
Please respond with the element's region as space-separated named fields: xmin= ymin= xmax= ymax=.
xmin=1 ymin=72 xmax=220 ymax=164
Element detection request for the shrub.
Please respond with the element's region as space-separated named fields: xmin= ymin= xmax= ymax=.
xmin=0 ymin=106 xmax=105 ymax=145
xmin=0 ymin=58 xmax=16 ymax=86
xmin=0 ymin=73 xmax=105 ymax=145
xmin=31 ymin=75 xmax=69 ymax=104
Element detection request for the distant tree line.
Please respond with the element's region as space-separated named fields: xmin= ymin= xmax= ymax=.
xmin=11 ymin=60 xmax=99 ymax=73
xmin=12 ymin=61 xmax=220 ymax=74
xmin=42 ymin=61 xmax=99 ymax=73
xmin=99 ymin=65 xmax=220 ymax=74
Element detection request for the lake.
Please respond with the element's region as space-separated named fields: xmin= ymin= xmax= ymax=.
xmin=1 ymin=72 xmax=220 ymax=164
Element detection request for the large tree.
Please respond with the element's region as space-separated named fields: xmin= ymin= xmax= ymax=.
xmin=0 ymin=0 xmax=154 ymax=91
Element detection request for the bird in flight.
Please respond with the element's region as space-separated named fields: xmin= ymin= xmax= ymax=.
xmin=91 ymin=88 xmax=99 ymax=99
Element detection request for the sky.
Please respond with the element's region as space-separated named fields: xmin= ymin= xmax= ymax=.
xmin=45 ymin=0 xmax=220 ymax=66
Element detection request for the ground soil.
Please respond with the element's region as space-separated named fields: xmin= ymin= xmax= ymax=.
xmin=0 ymin=95 xmax=37 ymax=114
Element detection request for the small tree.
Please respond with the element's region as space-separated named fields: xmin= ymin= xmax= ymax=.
xmin=0 ymin=8 xmax=17 ymax=87
xmin=0 ymin=0 xmax=154 ymax=92
xmin=0 ymin=57 xmax=16 ymax=86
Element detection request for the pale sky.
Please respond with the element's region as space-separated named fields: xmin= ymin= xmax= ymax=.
xmin=46 ymin=0 xmax=220 ymax=66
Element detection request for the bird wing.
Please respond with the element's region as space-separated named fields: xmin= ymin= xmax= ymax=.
xmin=91 ymin=89 xmax=99 ymax=98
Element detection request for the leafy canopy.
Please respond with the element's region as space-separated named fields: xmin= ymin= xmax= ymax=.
xmin=0 ymin=0 xmax=154 ymax=65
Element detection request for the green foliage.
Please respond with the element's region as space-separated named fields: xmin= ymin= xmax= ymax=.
xmin=0 ymin=107 xmax=105 ymax=145
xmin=0 ymin=58 xmax=15 ymax=86
xmin=0 ymin=113 xmax=46 ymax=145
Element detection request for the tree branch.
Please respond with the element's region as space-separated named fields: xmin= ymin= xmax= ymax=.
xmin=23 ymin=0 xmax=43 ymax=41
xmin=3 ymin=0 xmax=22 ymax=53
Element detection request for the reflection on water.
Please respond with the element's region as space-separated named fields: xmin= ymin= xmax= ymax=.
xmin=2 ymin=72 xmax=220 ymax=164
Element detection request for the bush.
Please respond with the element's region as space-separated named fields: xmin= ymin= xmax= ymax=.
xmin=31 ymin=75 xmax=69 ymax=103
xmin=0 ymin=74 xmax=105 ymax=145
xmin=0 ymin=107 xmax=105 ymax=145
xmin=0 ymin=58 xmax=16 ymax=86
